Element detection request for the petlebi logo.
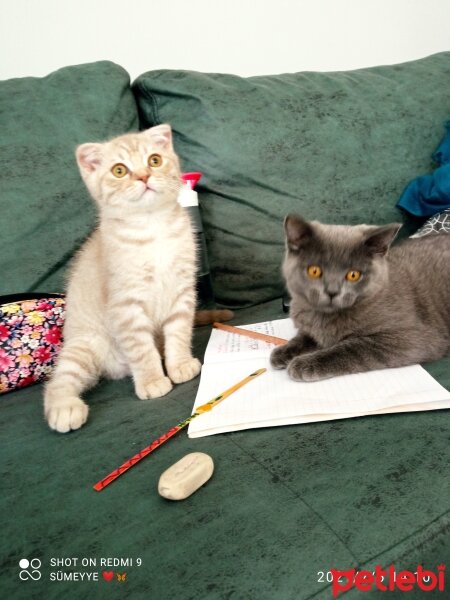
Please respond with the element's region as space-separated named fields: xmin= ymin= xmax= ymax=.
xmin=19 ymin=558 xmax=42 ymax=581
xmin=331 ymin=564 xmax=446 ymax=596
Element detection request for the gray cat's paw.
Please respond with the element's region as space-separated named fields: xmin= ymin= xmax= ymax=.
xmin=168 ymin=358 xmax=201 ymax=384
xmin=135 ymin=376 xmax=173 ymax=399
xmin=46 ymin=397 xmax=89 ymax=433
xmin=287 ymin=356 xmax=329 ymax=382
xmin=270 ymin=345 xmax=292 ymax=370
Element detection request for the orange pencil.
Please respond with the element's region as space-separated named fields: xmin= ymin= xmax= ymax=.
xmin=93 ymin=368 xmax=267 ymax=491
xmin=213 ymin=322 xmax=287 ymax=346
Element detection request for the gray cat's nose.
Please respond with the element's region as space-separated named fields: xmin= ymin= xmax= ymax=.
xmin=327 ymin=290 xmax=338 ymax=299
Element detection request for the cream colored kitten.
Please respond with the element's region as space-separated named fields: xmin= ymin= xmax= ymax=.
xmin=44 ymin=125 xmax=203 ymax=433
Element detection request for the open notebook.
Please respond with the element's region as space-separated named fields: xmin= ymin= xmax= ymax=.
xmin=188 ymin=318 xmax=450 ymax=438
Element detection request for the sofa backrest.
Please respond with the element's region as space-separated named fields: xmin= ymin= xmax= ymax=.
xmin=2 ymin=55 xmax=449 ymax=307
xmin=0 ymin=61 xmax=138 ymax=296
xmin=133 ymin=52 xmax=450 ymax=306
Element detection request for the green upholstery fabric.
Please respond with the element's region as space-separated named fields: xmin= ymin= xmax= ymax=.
xmin=1 ymin=299 xmax=449 ymax=599
xmin=1 ymin=56 xmax=449 ymax=599
xmin=133 ymin=52 xmax=450 ymax=306
xmin=0 ymin=61 xmax=138 ymax=296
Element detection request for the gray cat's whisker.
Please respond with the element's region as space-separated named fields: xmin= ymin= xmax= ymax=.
xmin=272 ymin=213 xmax=450 ymax=382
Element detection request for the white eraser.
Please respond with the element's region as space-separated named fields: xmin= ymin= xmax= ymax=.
xmin=158 ymin=452 xmax=214 ymax=501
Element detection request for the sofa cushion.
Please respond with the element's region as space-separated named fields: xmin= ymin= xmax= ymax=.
xmin=133 ymin=52 xmax=450 ymax=306
xmin=1 ymin=298 xmax=449 ymax=598
xmin=0 ymin=61 xmax=139 ymax=295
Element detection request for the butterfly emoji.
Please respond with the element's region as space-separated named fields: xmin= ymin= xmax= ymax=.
xmin=116 ymin=573 xmax=127 ymax=582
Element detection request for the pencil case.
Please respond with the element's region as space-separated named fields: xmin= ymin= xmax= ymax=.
xmin=0 ymin=293 xmax=65 ymax=395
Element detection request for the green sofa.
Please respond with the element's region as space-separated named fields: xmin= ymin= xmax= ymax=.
xmin=1 ymin=54 xmax=449 ymax=599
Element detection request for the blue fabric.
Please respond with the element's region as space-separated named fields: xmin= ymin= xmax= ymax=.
xmin=433 ymin=120 xmax=450 ymax=165
xmin=397 ymin=121 xmax=450 ymax=217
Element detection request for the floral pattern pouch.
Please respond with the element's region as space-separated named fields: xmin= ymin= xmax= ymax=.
xmin=0 ymin=294 xmax=65 ymax=394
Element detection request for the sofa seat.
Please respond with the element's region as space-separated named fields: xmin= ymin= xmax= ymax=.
xmin=1 ymin=54 xmax=449 ymax=599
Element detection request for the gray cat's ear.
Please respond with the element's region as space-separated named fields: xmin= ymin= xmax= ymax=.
xmin=284 ymin=214 xmax=314 ymax=251
xmin=76 ymin=143 xmax=103 ymax=173
xmin=363 ymin=223 xmax=402 ymax=256
xmin=147 ymin=124 xmax=173 ymax=149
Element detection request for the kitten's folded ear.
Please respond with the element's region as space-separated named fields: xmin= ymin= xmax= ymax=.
xmin=146 ymin=124 xmax=173 ymax=149
xmin=284 ymin=214 xmax=314 ymax=251
xmin=363 ymin=223 xmax=402 ymax=256
xmin=76 ymin=143 xmax=103 ymax=173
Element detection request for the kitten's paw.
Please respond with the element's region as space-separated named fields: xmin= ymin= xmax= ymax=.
xmin=287 ymin=356 xmax=325 ymax=382
xmin=45 ymin=397 xmax=89 ymax=433
xmin=270 ymin=345 xmax=292 ymax=370
xmin=168 ymin=358 xmax=202 ymax=384
xmin=135 ymin=376 xmax=173 ymax=400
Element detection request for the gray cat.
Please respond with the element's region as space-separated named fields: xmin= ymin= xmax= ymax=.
xmin=270 ymin=214 xmax=450 ymax=381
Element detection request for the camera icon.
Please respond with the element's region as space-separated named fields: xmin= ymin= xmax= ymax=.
xmin=19 ymin=558 xmax=42 ymax=581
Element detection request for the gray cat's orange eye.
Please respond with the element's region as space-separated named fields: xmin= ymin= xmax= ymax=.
xmin=111 ymin=163 xmax=128 ymax=178
xmin=148 ymin=153 xmax=163 ymax=168
xmin=345 ymin=270 xmax=361 ymax=282
xmin=307 ymin=265 xmax=322 ymax=279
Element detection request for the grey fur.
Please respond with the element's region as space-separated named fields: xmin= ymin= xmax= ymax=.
xmin=271 ymin=214 xmax=450 ymax=381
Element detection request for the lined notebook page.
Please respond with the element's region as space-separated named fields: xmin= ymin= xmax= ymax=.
xmin=204 ymin=319 xmax=297 ymax=363
xmin=188 ymin=319 xmax=450 ymax=438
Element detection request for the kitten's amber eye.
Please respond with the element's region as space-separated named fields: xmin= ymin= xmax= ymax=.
xmin=111 ymin=163 xmax=128 ymax=178
xmin=307 ymin=265 xmax=322 ymax=279
xmin=345 ymin=270 xmax=362 ymax=282
xmin=148 ymin=153 xmax=163 ymax=168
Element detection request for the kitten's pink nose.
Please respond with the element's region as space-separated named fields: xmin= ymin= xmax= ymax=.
xmin=136 ymin=171 xmax=150 ymax=183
